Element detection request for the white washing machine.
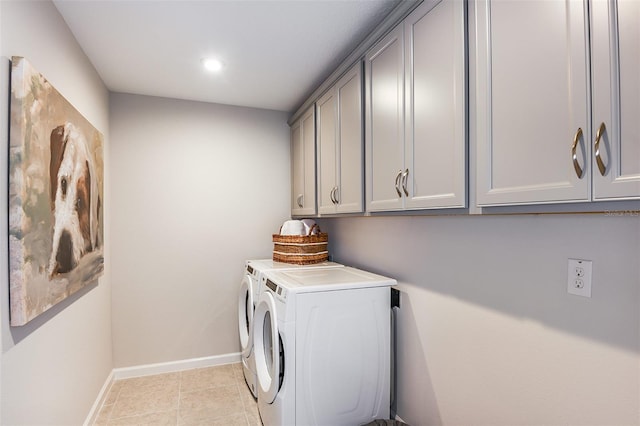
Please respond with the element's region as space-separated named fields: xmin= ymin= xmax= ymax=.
xmin=253 ymin=266 xmax=396 ymax=426
xmin=238 ymin=259 xmax=344 ymax=398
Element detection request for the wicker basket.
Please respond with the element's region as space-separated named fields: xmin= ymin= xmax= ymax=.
xmin=272 ymin=228 xmax=328 ymax=265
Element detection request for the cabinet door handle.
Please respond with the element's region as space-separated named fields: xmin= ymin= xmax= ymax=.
xmin=394 ymin=170 xmax=403 ymax=197
xmin=401 ymin=169 xmax=409 ymax=197
xmin=330 ymin=187 xmax=338 ymax=204
xmin=571 ymin=127 xmax=584 ymax=179
xmin=594 ymin=122 xmax=607 ymax=176
xmin=297 ymin=194 xmax=304 ymax=208
xmin=333 ymin=186 xmax=340 ymax=204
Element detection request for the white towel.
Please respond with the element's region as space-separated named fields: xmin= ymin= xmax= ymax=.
xmin=301 ymin=219 xmax=317 ymax=235
xmin=280 ymin=220 xmax=305 ymax=236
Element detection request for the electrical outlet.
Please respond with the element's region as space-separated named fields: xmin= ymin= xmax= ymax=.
xmin=567 ymin=259 xmax=592 ymax=297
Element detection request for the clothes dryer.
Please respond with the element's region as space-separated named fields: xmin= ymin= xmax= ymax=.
xmin=238 ymin=259 xmax=343 ymax=398
xmin=253 ymin=267 xmax=396 ymax=426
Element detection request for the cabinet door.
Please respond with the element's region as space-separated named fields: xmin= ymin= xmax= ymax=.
xmin=317 ymin=90 xmax=338 ymax=214
xmin=475 ymin=0 xmax=590 ymax=206
xmin=337 ymin=63 xmax=364 ymax=213
xmin=404 ymin=0 xmax=466 ymax=210
xmin=365 ymin=25 xmax=405 ymax=212
xmin=591 ymin=0 xmax=640 ymax=200
xmin=291 ymin=106 xmax=316 ymax=216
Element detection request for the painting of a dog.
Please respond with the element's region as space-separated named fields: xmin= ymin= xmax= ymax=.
xmin=49 ymin=122 xmax=102 ymax=276
xmin=9 ymin=56 xmax=104 ymax=326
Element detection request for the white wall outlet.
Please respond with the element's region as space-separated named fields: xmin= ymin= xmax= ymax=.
xmin=567 ymin=259 xmax=592 ymax=297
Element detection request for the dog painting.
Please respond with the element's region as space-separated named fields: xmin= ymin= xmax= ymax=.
xmin=9 ymin=57 xmax=104 ymax=326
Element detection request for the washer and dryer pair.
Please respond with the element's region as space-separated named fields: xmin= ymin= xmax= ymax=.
xmin=237 ymin=259 xmax=344 ymax=398
xmin=253 ymin=266 xmax=397 ymax=426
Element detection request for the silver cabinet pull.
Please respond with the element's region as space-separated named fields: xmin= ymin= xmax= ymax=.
xmin=394 ymin=170 xmax=403 ymax=197
xmin=571 ymin=127 xmax=584 ymax=179
xmin=401 ymin=169 xmax=409 ymax=196
xmin=296 ymin=194 xmax=304 ymax=208
xmin=594 ymin=122 xmax=607 ymax=176
xmin=330 ymin=187 xmax=339 ymax=205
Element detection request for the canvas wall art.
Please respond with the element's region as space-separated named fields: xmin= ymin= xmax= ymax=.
xmin=9 ymin=56 xmax=104 ymax=326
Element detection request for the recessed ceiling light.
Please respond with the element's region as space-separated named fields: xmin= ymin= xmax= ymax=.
xmin=202 ymin=58 xmax=224 ymax=72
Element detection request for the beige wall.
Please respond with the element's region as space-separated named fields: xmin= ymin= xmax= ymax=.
xmin=109 ymin=93 xmax=290 ymax=367
xmin=318 ymin=213 xmax=640 ymax=425
xmin=0 ymin=1 xmax=112 ymax=424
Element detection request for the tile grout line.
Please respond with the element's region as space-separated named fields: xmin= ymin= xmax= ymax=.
xmin=99 ymin=379 xmax=122 ymax=425
xmin=234 ymin=367 xmax=249 ymax=425
xmin=176 ymin=371 xmax=183 ymax=426
xmin=243 ymin=382 xmax=254 ymax=425
xmin=103 ymin=381 xmax=120 ymax=425
xmin=234 ymin=364 xmax=254 ymax=426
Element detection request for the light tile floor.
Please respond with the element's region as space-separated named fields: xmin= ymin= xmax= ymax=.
xmin=94 ymin=362 xmax=261 ymax=425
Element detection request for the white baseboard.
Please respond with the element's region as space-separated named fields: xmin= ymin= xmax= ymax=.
xmin=83 ymin=369 xmax=114 ymax=426
xmin=84 ymin=352 xmax=241 ymax=425
xmin=113 ymin=352 xmax=242 ymax=380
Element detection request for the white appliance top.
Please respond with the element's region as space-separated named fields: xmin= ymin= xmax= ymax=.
xmin=246 ymin=259 xmax=344 ymax=272
xmin=262 ymin=266 xmax=396 ymax=294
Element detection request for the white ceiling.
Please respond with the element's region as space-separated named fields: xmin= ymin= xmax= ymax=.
xmin=53 ymin=0 xmax=402 ymax=113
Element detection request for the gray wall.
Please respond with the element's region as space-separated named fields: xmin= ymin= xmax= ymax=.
xmin=318 ymin=213 xmax=640 ymax=425
xmin=109 ymin=93 xmax=290 ymax=367
xmin=1 ymin=2 xmax=638 ymax=426
xmin=0 ymin=1 xmax=112 ymax=424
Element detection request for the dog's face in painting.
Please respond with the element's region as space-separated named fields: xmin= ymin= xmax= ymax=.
xmin=48 ymin=122 xmax=101 ymax=277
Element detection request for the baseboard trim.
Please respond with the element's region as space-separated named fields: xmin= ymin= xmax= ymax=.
xmin=84 ymin=352 xmax=241 ymax=425
xmin=112 ymin=352 xmax=242 ymax=380
xmin=83 ymin=369 xmax=114 ymax=426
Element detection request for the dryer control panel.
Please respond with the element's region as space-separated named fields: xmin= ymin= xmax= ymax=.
xmin=264 ymin=278 xmax=287 ymax=301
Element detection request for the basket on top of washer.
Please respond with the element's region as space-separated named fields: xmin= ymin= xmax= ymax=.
xmin=272 ymin=220 xmax=328 ymax=265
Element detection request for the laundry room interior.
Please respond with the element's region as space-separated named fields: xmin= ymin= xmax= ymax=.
xmin=1 ymin=0 xmax=639 ymax=425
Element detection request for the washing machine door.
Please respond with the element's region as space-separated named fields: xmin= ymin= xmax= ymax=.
xmin=238 ymin=274 xmax=256 ymax=357
xmin=254 ymin=291 xmax=281 ymax=403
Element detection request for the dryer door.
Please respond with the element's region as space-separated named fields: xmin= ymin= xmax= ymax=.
xmin=254 ymin=291 xmax=281 ymax=403
xmin=238 ymin=274 xmax=256 ymax=357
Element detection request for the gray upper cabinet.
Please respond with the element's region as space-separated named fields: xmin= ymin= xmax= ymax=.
xmin=404 ymin=0 xmax=467 ymax=209
xmin=365 ymin=25 xmax=405 ymax=212
xmin=475 ymin=0 xmax=590 ymax=206
xmin=476 ymin=0 xmax=639 ymax=206
xmin=317 ymin=62 xmax=364 ymax=215
xmin=591 ymin=0 xmax=640 ymax=200
xmin=290 ymin=106 xmax=317 ymax=216
xmin=365 ymin=0 xmax=467 ymax=212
